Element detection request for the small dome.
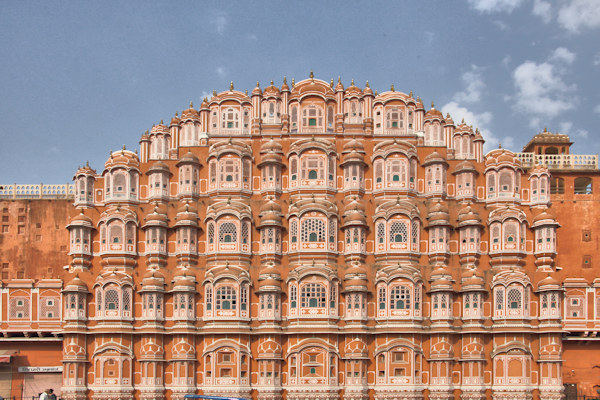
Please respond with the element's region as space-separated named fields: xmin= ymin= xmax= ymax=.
xmin=263 ymin=82 xmax=280 ymax=97
xmin=105 ymin=149 xmax=140 ymax=170
xmin=444 ymin=113 xmax=454 ymax=126
xmin=176 ymin=152 xmax=200 ymax=166
xmin=424 ymin=107 xmax=443 ymax=121
xmin=147 ymin=161 xmax=171 ymax=175
xmin=537 ymin=274 xmax=560 ymax=290
xmin=74 ymin=162 xmax=96 ymax=178
xmin=150 ymin=123 xmax=169 ymax=136
xmin=458 ymin=204 xmax=482 ymax=225
xmin=170 ymin=113 xmax=180 ymax=126
xmin=181 ymin=102 xmax=199 ymax=120
xmin=68 ymin=211 xmax=93 ymax=226
xmin=454 ymin=160 xmax=477 ymax=174
xmin=343 ymin=138 xmax=365 ymax=153
xmin=65 ymin=275 xmax=88 ymax=291
xmin=144 ymin=206 xmax=169 ymax=225
xmin=363 ymin=81 xmax=373 ymax=96
xmin=252 ymin=82 xmax=262 ymax=96
xmin=423 ymin=151 xmax=447 ymax=166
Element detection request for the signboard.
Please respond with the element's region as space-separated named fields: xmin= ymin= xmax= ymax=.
xmin=18 ymin=367 xmax=63 ymax=373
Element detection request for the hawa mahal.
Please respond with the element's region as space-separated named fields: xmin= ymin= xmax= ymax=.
xmin=0 ymin=75 xmax=599 ymax=400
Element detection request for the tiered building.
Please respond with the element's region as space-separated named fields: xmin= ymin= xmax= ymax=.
xmin=1 ymin=75 xmax=600 ymax=400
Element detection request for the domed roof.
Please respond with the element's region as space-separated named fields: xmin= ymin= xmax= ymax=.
xmin=175 ymin=202 xmax=199 ymax=226
xmin=424 ymin=104 xmax=444 ymax=121
xmin=363 ymin=81 xmax=373 ymax=96
xmin=261 ymin=138 xmax=283 ymax=154
xmin=176 ymin=152 xmax=200 ymax=166
xmin=458 ymin=204 xmax=482 ymax=226
xmin=344 ymin=80 xmax=363 ymax=97
xmin=454 ymin=160 xmax=477 ymax=174
xmin=444 ymin=113 xmax=454 ymax=126
xmin=263 ymin=81 xmax=281 ymax=97
xmin=259 ymin=197 xmax=283 ymax=214
xmin=143 ymin=206 xmax=169 ymax=226
xmin=64 ymin=275 xmax=88 ymax=291
xmin=486 ymin=148 xmax=520 ymax=167
xmin=150 ymin=123 xmax=169 ymax=136
xmin=537 ymin=274 xmax=560 ymax=290
xmin=342 ymin=138 xmax=365 ymax=153
xmin=422 ymin=151 xmax=447 ymax=166
xmin=461 ymin=272 xmax=485 ymax=291
xmin=181 ymin=102 xmax=199 ymax=120
xmin=141 ymin=270 xmax=165 ymax=290
xmin=68 ymin=211 xmax=93 ymax=227
xmin=281 ymin=77 xmax=290 ymax=92
xmin=259 ymin=198 xmax=283 ymax=226
xmin=104 ymin=148 xmax=140 ymax=170
xmin=455 ymin=121 xmax=474 ymax=135
xmin=73 ymin=162 xmax=96 ymax=178
xmin=427 ymin=201 xmax=450 ymax=225
xmin=170 ymin=112 xmax=180 ymax=126
xmin=146 ymin=161 xmax=171 ymax=175
xmin=251 ymin=82 xmax=262 ymax=96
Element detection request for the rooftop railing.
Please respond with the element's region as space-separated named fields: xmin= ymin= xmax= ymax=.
xmin=516 ymin=153 xmax=598 ymax=170
xmin=0 ymin=183 xmax=74 ymax=199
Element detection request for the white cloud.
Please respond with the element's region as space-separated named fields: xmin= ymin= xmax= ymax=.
xmin=441 ymin=101 xmax=508 ymax=151
xmin=493 ymin=20 xmax=510 ymax=31
xmin=559 ymin=121 xmax=589 ymax=138
xmin=593 ymin=53 xmax=600 ymax=66
xmin=467 ymin=0 xmax=524 ymax=13
xmin=247 ymin=33 xmax=258 ymax=41
xmin=532 ymin=0 xmax=553 ymax=23
xmin=557 ymin=0 xmax=600 ymax=33
xmin=216 ymin=67 xmax=226 ymax=77
xmin=501 ymin=55 xmax=512 ymax=67
xmin=210 ymin=13 xmax=227 ymax=35
xmin=550 ymin=47 xmax=576 ymax=64
xmin=594 ymin=104 xmax=600 ymax=114
xmin=453 ymin=65 xmax=486 ymax=104
xmin=511 ymin=48 xmax=578 ymax=125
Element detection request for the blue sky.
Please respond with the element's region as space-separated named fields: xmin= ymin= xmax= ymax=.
xmin=0 ymin=0 xmax=598 ymax=183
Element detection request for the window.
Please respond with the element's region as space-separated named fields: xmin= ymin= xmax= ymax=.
xmin=389 ymin=221 xmax=408 ymax=243
xmin=550 ymin=177 xmax=565 ymax=194
xmin=574 ymin=177 xmax=592 ymax=194
xmin=301 ymin=218 xmax=325 ymax=243
xmin=301 ymin=283 xmax=326 ymax=308
xmin=219 ymin=222 xmax=237 ymax=243
xmin=105 ymin=289 xmax=119 ymax=311
xmin=216 ymin=286 xmax=237 ymax=310
xmin=390 ymin=286 xmax=411 ymax=309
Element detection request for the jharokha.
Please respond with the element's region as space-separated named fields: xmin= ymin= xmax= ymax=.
xmin=1 ymin=75 xmax=600 ymax=400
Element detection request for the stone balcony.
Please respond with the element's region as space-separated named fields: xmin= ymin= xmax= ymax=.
xmin=516 ymin=153 xmax=598 ymax=170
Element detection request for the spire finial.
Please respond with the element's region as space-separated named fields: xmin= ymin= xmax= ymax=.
xmin=291 ymin=78 xmax=295 ymax=87
xmin=431 ymin=101 xmax=435 ymax=108
xmin=351 ymin=78 xmax=354 ymax=86
xmin=330 ymin=78 xmax=334 ymax=88
xmin=230 ymin=81 xmax=234 ymax=91
xmin=189 ymin=101 xmax=193 ymax=108
xmin=245 ymin=89 xmax=248 ymax=95
xmin=256 ymin=81 xmax=260 ymax=87
xmin=446 ymin=113 xmax=450 ymax=118
xmin=160 ymin=119 xmax=163 ymax=125
xmin=310 ymin=70 xmax=314 ymax=79
xmin=391 ymin=84 xmax=395 ymax=92
xmin=145 ymin=129 xmax=149 ymax=135
xmin=366 ymin=80 xmax=370 ymax=88
xmin=544 ymin=126 xmax=548 ymax=132
xmin=375 ymin=90 xmax=379 ymax=96
xmin=122 ymin=144 xmax=126 ymax=151
xmin=175 ymin=111 xmax=178 ymax=117
xmin=86 ymin=160 xmax=89 ymax=167
xmin=499 ymin=143 xmax=502 ymax=149
xmin=270 ymin=80 xmax=274 ymax=86
xmin=338 ymin=76 xmax=341 ymax=83
xmin=461 ymin=118 xmax=465 ymax=124
xmin=212 ymin=90 xmax=217 ymax=96
xmin=283 ymin=76 xmax=287 ymax=84
xmin=409 ymin=90 xmax=413 ymax=97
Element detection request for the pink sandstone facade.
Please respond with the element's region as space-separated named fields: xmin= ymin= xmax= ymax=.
xmin=1 ymin=76 xmax=600 ymax=400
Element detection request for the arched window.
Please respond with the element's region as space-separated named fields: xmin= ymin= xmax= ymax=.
xmin=390 ymin=286 xmax=411 ymax=309
xmin=574 ymin=177 xmax=593 ymax=194
xmin=301 ymin=283 xmax=326 ymax=308
xmin=105 ymin=289 xmax=119 ymax=311
xmin=507 ymin=288 xmax=522 ymax=309
xmin=386 ymin=107 xmax=403 ymax=129
xmin=302 ymin=105 xmax=323 ymax=129
xmin=301 ymin=219 xmax=326 ymax=243
xmin=219 ymin=222 xmax=237 ymax=243
xmin=222 ymin=108 xmax=239 ymax=129
xmin=499 ymin=170 xmax=513 ymax=193
xmin=389 ymin=221 xmax=408 ymax=243
xmin=291 ymin=105 xmax=298 ymax=130
xmin=216 ymin=286 xmax=237 ymax=310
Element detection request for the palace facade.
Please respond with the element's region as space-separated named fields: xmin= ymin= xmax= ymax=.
xmin=1 ymin=75 xmax=599 ymax=400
